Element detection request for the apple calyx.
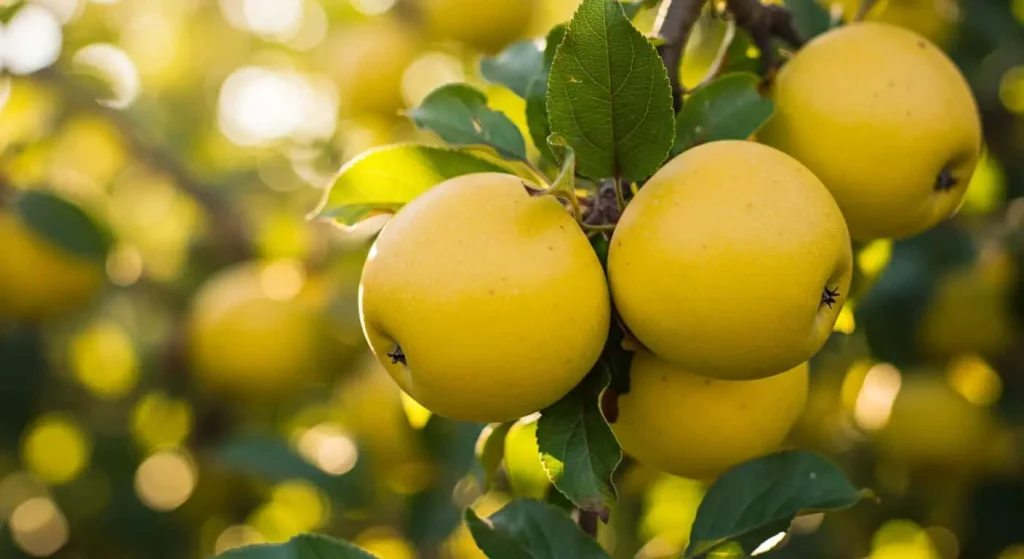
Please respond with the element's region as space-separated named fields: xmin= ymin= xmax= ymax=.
xmin=821 ymin=286 xmax=841 ymax=309
xmin=935 ymin=166 xmax=959 ymax=192
xmin=386 ymin=345 xmax=407 ymax=365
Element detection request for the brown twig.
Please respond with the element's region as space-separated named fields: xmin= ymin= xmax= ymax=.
xmin=724 ymin=0 xmax=804 ymax=74
xmin=33 ymin=67 xmax=256 ymax=262
xmin=578 ymin=509 xmax=600 ymax=537
xmin=654 ymin=0 xmax=708 ymax=109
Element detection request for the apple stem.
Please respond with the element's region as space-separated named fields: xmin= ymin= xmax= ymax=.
xmin=613 ymin=177 xmax=627 ymax=211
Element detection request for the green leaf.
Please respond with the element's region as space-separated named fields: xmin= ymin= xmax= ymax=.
xmin=685 ymin=450 xmax=865 ymax=558
xmin=673 ymin=73 xmax=774 ymax=155
xmin=212 ymin=533 xmax=378 ymax=559
xmin=408 ymin=84 xmax=528 ymax=162
xmin=526 ymin=79 xmax=553 ymax=162
xmin=719 ymin=29 xmax=761 ymax=76
xmin=475 ymin=421 xmax=515 ymax=490
xmin=784 ymin=0 xmax=833 ymax=41
xmin=619 ymin=1 xmax=649 ymax=19
xmin=544 ymin=25 xmax=568 ymax=68
xmin=599 ymin=322 xmax=633 ymax=397
xmin=526 ymin=25 xmax=568 ymax=164
xmin=588 ymin=233 xmax=610 ymax=267
xmin=537 ymin=367 xmax=622 ymax=516
xmin=313 ymin=144 xmax=510 ymax=225
xmin=546 ymin=0 xmax=674 ymax=182
xmin=481 ymin=40 xmax=545 ymax=98
xmin=465 ymin=500 xmax=610 ymax=559
xmin=14 ymin=190 xmax=112 ymax=262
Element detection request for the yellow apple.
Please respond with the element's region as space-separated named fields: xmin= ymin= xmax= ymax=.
xmin=918 ymin=248 xmax=1020 ymax=358
xmin=187 ymin=262 xmax=325 ymax=399
xmin=611 ymin=351 xmax=809 ymax=480
xmin=359 ymin=173 xmax=610 ymax=422
xmin=329 ymin=19 xmax=420 ymax=116
xmin=875 ymin=374 xmax=1011 ymax=474
xmin=419 ymin=0 xmax=536 ymax=54
xmin=608 ymin=140 xmax=852 ymax=380
xmin=0 ymin=211 xmax=104 ymax=321
xmin=759 ymin=22 xmax=981 ymax=240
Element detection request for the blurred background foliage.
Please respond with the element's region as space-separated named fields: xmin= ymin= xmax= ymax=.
xmin=0 ymin=0 xmax=1022 ymax=558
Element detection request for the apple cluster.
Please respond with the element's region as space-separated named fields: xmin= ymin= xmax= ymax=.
xmin=357 ymin=22 xmax=981 ymax=479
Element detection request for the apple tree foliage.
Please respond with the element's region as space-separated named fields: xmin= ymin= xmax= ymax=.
xmin=224 ymin=0 xmax=868 ymax=557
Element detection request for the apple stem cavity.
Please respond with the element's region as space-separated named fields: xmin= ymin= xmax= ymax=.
xmin=935 ymin=166 xmax=959 ymax=192
xmin=821 ymin=286 xmax=841 ymax=309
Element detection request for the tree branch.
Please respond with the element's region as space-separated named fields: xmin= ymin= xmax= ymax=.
xmin=654 ymin=0 xmax=708 ymax=109
xmin=33 ymin=67 xmax=256 ymax=262
xmin=724 ymin=0 xmax=804 ymax=75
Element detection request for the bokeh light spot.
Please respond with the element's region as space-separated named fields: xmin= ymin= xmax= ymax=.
xmin=269 ymin=480 xmax=328 ymax=532
xmin=0 ymin=472 xmax=50 ymax=521
xmin=853 ymin=363 xmax=902 ymax=431
xmin=869 ymin=519 xmax=939 ymax=559
xmin=350 ymin=0 xmax=397 ymax=16
xmin=1000 ymin=544 xmax=1024 ymax=559
xmin=242 ymin=0 xmax=303 ymax=40
xmin=218 ymin=67 xmax=336 ymax=146
xmin=355 ymin=527 xmax=416 ymax=559
xmin=1000 ymin=66 xmax=1024 ymax=115
xmin=32 ymin=0 xmax=85 ymax=24
xmin=106 ymin=243 xmax=144 ymax=286
xmin=214 ymin=525 xmax=265 ymax=554
xmin=10 ymin=497 xmax=69 ymax=557
xmin=70 ymin=319 xmax=140 ymax=399
xmin=3 ymin=5 xmax=63 ymax=75
xmin=401 ymin=52 xmax=466 ymax=108
xmin=259 ymin=259 xmax=306 ymax=301
xmin=134 ymin=449 xmax=197 ymax=511
xmin=946 ymin=354 xmax=1003 ymax=407
xmin=297 ymin=423 xmax=359 ymax=475
xmin=131 ymin=392 xmax=194 ymax=451
xmin=21 ymin=415 xmax=91 ymax=485
xmin=71 ymin=43 xmax=140 ymax=109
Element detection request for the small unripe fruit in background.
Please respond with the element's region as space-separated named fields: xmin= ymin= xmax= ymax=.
xmin=419 ymin=0 xmax=537 ymax=54
xmin=187 ymin=262 xmax=326 ymax=400
xmin=0 ymin=210 xmax=104 ymax=321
